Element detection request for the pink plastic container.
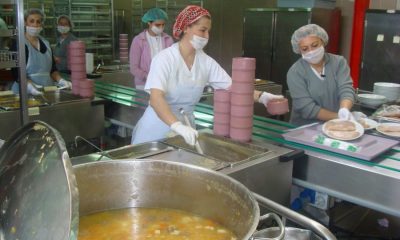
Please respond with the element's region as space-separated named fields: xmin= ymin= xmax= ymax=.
xmin=119 ymin=52 xmax=129 ymax=57
xmin=267 ymin=98 xmax=289 ymax=115
xmin=231 ymin=104 xmax=254 ymax=117
xmin=213 ymin=112 xmax=230 ymax=124
xmin=78 ymin=79 xmax=94 ymax=89
xmin=120 ymin=57 xmax=129 ymax=63
xmin=119 ymin=42 xmax=129 ymax=48
xmin=230 ymin=116 xmax=253 ymax=128
xmin=213 ymin=123 xmax=230 ymax=137
xmin=69 ymin=49 xmax=85 ymax=57
xmin=70 ymin=63 xmax=86 ymax=72
xmin=230 ymin=82 xmax=254 ymax=94
xmin=214 ymin=101 xmax=230 ymax=114
xmin=232 ymin=70 xmax=255 ymax=83
xmin=69 ymin=40 xmax=86 ymax=48
xmin=79 ymin=88 xmax=94 ymax=98
xmin=119 ymin=33 xmax=128 ymax=39
xmin=70 ymin=56 xmax=85 ymax=64
xmin=232 ymin=57 xmax=256 ymax=71
xmin=230 ymin=93 xmax=253 ymax=106
xmin=214 ymin=89 xmax=230 ymax=102
xmin=230 ymin=127 xmax=252 ymax=142
xmin=71 ymin=71 xmax=86 ymax=80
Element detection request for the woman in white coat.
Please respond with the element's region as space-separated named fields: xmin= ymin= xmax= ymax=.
xmin=131 ymin=5 xmax=282 ymax=146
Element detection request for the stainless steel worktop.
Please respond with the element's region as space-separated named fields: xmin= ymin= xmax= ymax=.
xmin=0 ymin=91 xmax=105 ymax=143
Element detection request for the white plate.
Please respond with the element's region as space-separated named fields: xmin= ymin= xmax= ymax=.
xmin=322 ymin=119 xmax=364 ymax=141
xmin=376 ymin=122 xmax=400 ymax=138
xmin=357 ymin=118 xmax=378 ymax=130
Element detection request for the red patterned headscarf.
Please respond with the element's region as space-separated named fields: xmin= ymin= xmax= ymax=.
xmin=172 ymin=5 xmax=211 ymax=40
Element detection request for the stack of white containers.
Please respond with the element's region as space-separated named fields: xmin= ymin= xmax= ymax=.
xmin=69 ymin=41 xmax=94 ymax=98
xmin=213 ymin=89 xmax=231 ymax=137
xmin=229 ymin=57 xmax=256 ymax=142
xmin=373 ymin=82 xmax=400 ymax=102
xmin=119 ymin=34 xmax=129 ymax=64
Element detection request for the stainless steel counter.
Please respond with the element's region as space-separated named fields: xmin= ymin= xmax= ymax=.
xmin=71 ymin=130 xmax=295 ymax=208
xmin=0 ymin=91 xmax=105 ymax=143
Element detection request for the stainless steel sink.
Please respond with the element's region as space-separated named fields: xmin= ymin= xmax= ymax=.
xmin=106 ymin=142 xmax=173 ymax=159
xmin=162 ymin=132 xmax=272 ymax=167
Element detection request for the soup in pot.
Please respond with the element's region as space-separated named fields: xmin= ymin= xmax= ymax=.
xmin=78 ymin=207 xmax=237 ymax=240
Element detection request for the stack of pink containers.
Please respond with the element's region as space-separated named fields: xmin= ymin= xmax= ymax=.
xmin=119 ymin=34 xmax=129 ymax=63
xmin=230 ymin=57 xmax=256 ymax=142
xmin=213 ymin=89 xmax=231 ymax=137
xmin=69 ymin=41 xmax=94 ymax=98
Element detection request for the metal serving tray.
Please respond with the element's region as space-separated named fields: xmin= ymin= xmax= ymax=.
xmin=162 ymin=132 xmax=272 ymax=167
xmin=282 ymin=124 xmax=399 ymax=161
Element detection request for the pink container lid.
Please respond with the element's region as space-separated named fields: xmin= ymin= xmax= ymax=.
xmin=232 ymin=70 xmax=256 ymax=83
xmin=214 ymin=89 xmax=231 ymax=102
xmin=231 ymin=82 xmax=254 ymax=94
xmin=79 ymin=88 xmax=94 ymax=98
xmin=69 ymin=40 xmax=86 ymax=49
xmin=213 ymin=112 xmax=230 ymax=124
xmin=231 ymin=104 xmax=254 ymax=117
xmin=267 ymin=98 xmax=289 ymax=115
xmin=232 ymin=57 xmax=256 ymax=70
xmin=230 ymin=127 xmax=252 ymax=142
xmin=70 ymin=56 xmax=85 ymax=64
xmin=230 ymin=93 xmax=253 ymax=106
xmin=213 ymin=123 xmax=230 ymax=137
xmin=78 ymin=79 xmax=94 ymax=89
xmin=213 ymin=101 xmax=230 ymax=114
xmin=230 ymin=116 xmax=253 ymax=128
xmin=70 ymin=64 xmax=86 ymax=72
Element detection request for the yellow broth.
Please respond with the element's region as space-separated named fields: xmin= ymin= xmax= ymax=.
xmin=78 ymin=207 xmax=238 ymax=240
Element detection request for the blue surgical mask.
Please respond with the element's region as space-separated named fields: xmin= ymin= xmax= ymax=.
xmin=190 ymin=35 xmax=208 ymax=50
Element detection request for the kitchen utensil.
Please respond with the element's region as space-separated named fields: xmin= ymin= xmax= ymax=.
xmin=179 ymin=108 xmax=204 ymax=155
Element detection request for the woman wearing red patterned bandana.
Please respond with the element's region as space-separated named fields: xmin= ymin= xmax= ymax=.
xmin=131 ymin=5 xmax=281 ymax=146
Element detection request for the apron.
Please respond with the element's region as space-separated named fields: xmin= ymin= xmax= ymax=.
xmin=12 ymin=37 xmax=53 ymax=94
xmin=131 ymin=60 xmax=205 ymax=144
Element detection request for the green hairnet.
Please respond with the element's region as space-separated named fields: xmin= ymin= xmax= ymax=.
xmin=142 ymin=8 xmax=168 ymax=23
xmin=291 ymin=24 xmax=329 ymax=54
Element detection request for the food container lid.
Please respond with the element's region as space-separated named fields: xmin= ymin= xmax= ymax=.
xmin=0 ymin=121 xmax=79 ymax=239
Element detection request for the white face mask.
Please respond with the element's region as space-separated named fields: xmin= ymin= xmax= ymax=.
xmin=302 ymin=46 xmax=325 ymax=64
xmin=151 ymin=25 xmax=163 ymax=35
xmin=26 ymin=26 xmax=42 ymax=37
xmin=190 ymin=34 xmax=208 ymax=50
xmin=57 ymin=26 xmax=70 ymax=34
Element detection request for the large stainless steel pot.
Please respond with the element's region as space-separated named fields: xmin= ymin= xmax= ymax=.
xmin=74 ymin=160 xmax=261 ymax=239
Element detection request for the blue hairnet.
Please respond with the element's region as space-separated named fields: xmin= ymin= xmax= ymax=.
xmin=142 ymin=8 xmax=168 ymax=23
xmin=291 ymin=24 xmax=329 ymax=54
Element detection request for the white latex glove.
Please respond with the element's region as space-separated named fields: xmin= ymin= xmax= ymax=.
xmin=27 ymin=82 xmax=43 ymax=96
xmin=58 ymin=78 xmax=72 ymax=89
xmin=170 ymin=121 xmax=198 ymax=146
xmin=338 ymin=107 xmax=355 ymax=121
xmin=258 ymin=92 xmax=284 ymax=105
xmin=352 ymin=111 xmax=367 ymax=121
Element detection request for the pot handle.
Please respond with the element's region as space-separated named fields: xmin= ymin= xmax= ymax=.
xmin=250 ymin=212 xmax=285 ymax=240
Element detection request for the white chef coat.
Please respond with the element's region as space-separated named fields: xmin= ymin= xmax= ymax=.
xmin=131 ymin=42 xmax=231 ymax=144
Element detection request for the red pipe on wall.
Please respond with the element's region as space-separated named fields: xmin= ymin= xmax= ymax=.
xmin=349 ymin=0 xmax=370 ymax=88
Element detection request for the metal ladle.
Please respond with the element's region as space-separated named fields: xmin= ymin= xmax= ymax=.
xmin=179 ymin=108 xmax=204 ymax=155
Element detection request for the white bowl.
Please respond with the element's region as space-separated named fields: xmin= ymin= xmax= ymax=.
xmin=358 ymin=94 xmax=387 ymax=107
xmin=374 ymin=82 xmax=400 ymax=88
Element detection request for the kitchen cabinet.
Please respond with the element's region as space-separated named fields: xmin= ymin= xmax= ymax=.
xmin=0 ymin=0 xmax=29 ymax=124
xmin=359 ymin=9 xmax=400 ymax=91
xmin=242 ymin=8 xmax=311 ymax=91
xmin=52 ymin=0 xmax=114 ymax=63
